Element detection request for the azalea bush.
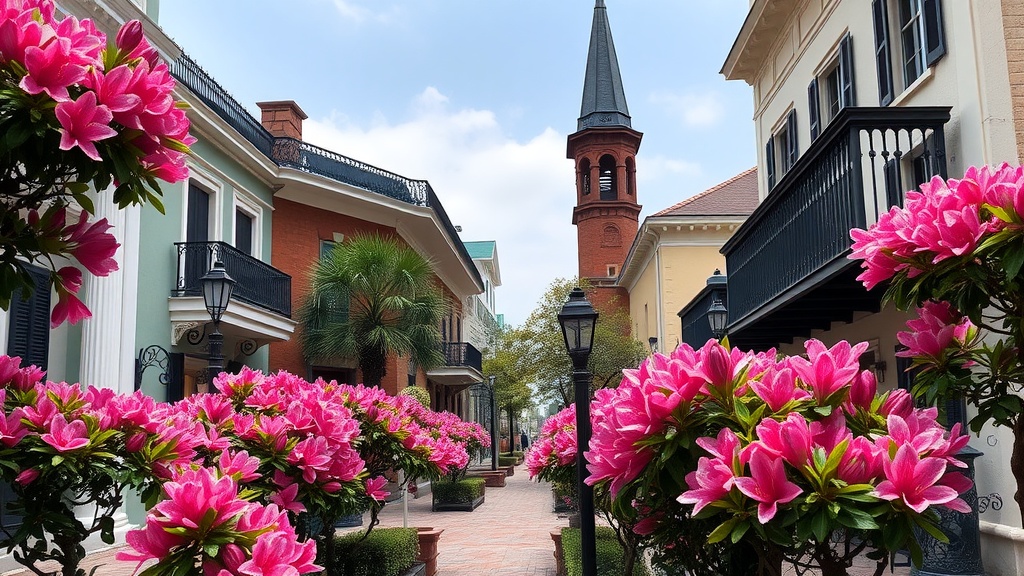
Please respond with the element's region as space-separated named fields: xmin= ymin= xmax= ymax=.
xmin=0 ymin=0 xmax=193 ymax=326
xmin=525 ymin=404 xmax=578 ymax=494
xmin=585 ymin=339 xmax=972 ymax=576
xmin=0 ymin=355 xmax=191 ymax=576
xmin=850 ymin=162 xmax=1024 ymax=521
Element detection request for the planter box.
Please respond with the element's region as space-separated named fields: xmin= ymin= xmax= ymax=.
xmin=467 ymin=470 xmax=506 ymax=487
xmin=431 ymin=494 xmax=485 ymax=512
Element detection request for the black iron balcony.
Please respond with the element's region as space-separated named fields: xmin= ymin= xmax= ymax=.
xmin=721 ymin=106 xmax=950 ymax=349
xmin=174 ymin=242 xmax=292 ymax=317
xmin=441 ymin=342 xmax=483 ymax=372
xmin=168 ymin=53 xmax=275 ymax=158
xmin=678 ymin=274 xmax=727 ymax=350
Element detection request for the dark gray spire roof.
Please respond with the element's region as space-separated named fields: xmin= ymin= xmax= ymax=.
xmin=578 ymin=0 xmax=631 ymax=131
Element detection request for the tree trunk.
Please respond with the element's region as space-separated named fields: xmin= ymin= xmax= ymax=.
xmin=1011 ymin=416 xmax=1024 ymax=523
xmin=360 ymin=346 xmax=386 ymax=388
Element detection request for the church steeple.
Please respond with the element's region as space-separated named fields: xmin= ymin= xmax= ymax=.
xmin=568 ymin=0 xmax=642 ymax=317
xmin=578 ymin=0 xmax=631 ymax=131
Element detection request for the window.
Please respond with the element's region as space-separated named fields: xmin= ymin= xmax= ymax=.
xmin=765 ymin=109 xmax=798 ymax=189
xmin=580 ymin=158 xmax=592 ymax=196
xmin=598 ymin=155 xmax=617 ymax=201
xmin=606 ymin=265 xmax=618 ymax=277
xmin=234 ymin=209 xmax=254 ymax=255
xmin=808 ymin=34 xmax=855 ymax=141
xmin=872 ymin=0 xmax=945 ymax=106
xmin=6 ymin=264 xmax=50 ymax=372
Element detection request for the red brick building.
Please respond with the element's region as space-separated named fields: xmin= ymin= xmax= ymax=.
xmin=259 ymin=102 xmax=484 ymax=408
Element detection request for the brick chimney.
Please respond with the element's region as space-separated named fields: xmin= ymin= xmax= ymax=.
xmin=257 ymin=100 xmax=307 ymax=140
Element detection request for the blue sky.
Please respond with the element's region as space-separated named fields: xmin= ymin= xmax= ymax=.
xmin=158 ymin=1 xmax=757 ymax=327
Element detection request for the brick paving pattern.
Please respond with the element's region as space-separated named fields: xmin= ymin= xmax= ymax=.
xmin=0 ymin=463 xmax=913 ymax=576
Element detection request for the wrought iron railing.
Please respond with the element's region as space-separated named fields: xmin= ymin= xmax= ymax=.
xmin=722 ymin=106 xmax=950 ymax=328
xmin=174 ymin=242 xmax=292 ymax=317
xmin=271 ymin=138 xmax=429 ymax=205
xmin=441 ymin=342 xmax=482 ymax=372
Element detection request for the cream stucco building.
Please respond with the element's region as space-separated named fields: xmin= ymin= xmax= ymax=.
xmin=711 ymin=0 xmax=1024 ymax=573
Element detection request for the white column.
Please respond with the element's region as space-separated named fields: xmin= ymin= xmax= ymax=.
xmin=78 ymin=190 xmax=135 ymax=393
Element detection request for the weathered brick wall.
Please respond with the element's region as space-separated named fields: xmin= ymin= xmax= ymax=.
xmin=1005 ymin=0 xmax=1024 ymax=163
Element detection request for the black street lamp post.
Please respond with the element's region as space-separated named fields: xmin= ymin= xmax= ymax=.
xmin=558 ymin=287 xmax=598 ymax=576
xmin=488 ymin=375 xmax=498 ymax=471
xmin=201 ymin=259 xmax=235 ymax=386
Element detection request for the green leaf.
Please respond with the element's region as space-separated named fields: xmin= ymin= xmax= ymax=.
xmin=707 ymin=517 xmax=738 ymax=544
xmin=810 ymin=510 xmax=829 ymax=542
xmin=1004 ymin=244 xmax=1024 ymax=281
xmin=731 ymin=521 xmax=750 ymax=544
xmin=836 ymin=507 xmax=879 ymax=530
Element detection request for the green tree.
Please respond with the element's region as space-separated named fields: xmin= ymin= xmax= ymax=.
xmin=298 ymin=233 xmax=447 ymax=387
xmin=483 ymin=328 xmax=536 ymax=451
xmin=522 ymin=278 xmax=646 ymax=406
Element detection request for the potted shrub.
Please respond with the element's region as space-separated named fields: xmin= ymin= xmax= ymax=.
xmin=560 ymin=526 xmax=651 ymax=576
xmin=431 ymin=477 xmax=486 ymax=511
xmin=332 ymin=527 xmax=424 ymax=576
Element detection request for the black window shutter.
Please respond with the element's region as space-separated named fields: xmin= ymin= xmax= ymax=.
xmin=765 ymin=138 xmax=776 ymax=190
xmin=807 ymin=79 xmax=821 ymax=141
xmin=922 ymin=0 xmax=946 ymax=67
xmin=786 ymin=109 xmax=799 ymax=169
xmin=6 ymin=265 xmax=51 ymax=372
xmin=166 ymin=352 xmax=185 ymax=402
xmin=838 ymin=32 xmax=856 ymax=108
xmin=234 ymin=210 xmax=253 ymax=256
xmin=872 ymin=0 xmax=895 ymax=106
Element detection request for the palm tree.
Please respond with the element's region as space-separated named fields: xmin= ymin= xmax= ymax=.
xmin=298 ymin=233 xmax=448 ymax=387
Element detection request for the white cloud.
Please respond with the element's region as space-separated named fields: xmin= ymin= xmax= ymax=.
xmin=303 ymin=88 xmax=578 ymax=327
xmin=331 ymin=0 xmax=404 ymax=25
xmin=650 ymin=90 xmax=726 ymax=128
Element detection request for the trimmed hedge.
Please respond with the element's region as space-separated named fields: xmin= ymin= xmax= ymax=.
xmin=561 ymin=526 xmax=651 ymax=576
xmin=497 ymin=455 xmax=518 ymax=467
xmin=432 ymin=477 xmax=485 ymax=504
xmin=332 ymin=527 xmax=419 ymax=576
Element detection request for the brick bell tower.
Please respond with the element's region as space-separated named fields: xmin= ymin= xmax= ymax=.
xmin=568 ymin=0 xmax=641 ymax=317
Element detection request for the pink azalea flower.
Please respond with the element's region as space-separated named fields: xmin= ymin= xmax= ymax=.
xmin=873 ymin=443 xmax=967 ymax=513
xmin=748 ymin=366 xmax=809 ymax=412
xmin=62 ymin=213 xmax=120 ymax=277
xmin=219 ymin=450 xmax=262 ymax=483
xmin=51 ymin=266 xmax=92 ymax=327
xmin=755 ymin=413 xmax=811 ymax=468
xmin=837 ymin=436 xmax=883 ymax=485
xmin=678 ymin=456 xmax=734 ymax=515
xmin=20 ymin=36 xmax=86 ymax=101
xmin=40 ymin=413 xmax=90 ymax=452
xmin=237 ymin=531 xmax=320 ymax=576
xmin=55 ymin=91 xmax=117 ymax=161
xmin=14 ymin=467 xmax=39 ymax=486
xmin=269 ymin=482 xmax=305 ymax=514
xmin=365 ymin=476 xmax=390 ymax=501
xmin=789 ymin=340 xmax=868 ymax=404
xmin=734 ymin=448 xmax=803 ymax=524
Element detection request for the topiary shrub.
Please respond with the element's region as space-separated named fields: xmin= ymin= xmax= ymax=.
xmin=432 ymin=477 xmax=485 ymax=504
xmin=332 ymin=527 xmax=419 ymax=576
xmin=398 ymin=385 xmax=431 ymax=408
xmin=561 ymin=526 xmax=651 ymax=576
xmin=498 ymin=455 xmax=517 ymax=467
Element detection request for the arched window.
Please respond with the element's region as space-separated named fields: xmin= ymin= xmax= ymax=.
xmin=579 ymin=158 xmax=592 ymax=196
xmin=601 ymin=224 xmax=622 ymax=247
xmin=599 ymin=155 xmax=617 ymax=200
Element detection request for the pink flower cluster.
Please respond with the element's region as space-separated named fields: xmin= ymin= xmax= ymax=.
xmin=27 ymin=206 xmax=121 ymax=327
xmin=896 ymin=300 xmax=979 ymax=364
xmin=2 ymin=1 xmax=194 ymax=174
xmin=584 ymin=339 xmax=973 ymax=534
xmin=850 ymin=163 xmax=1024 ymax=290
xmin=117 ymin=467 xmax=319 ymax=576
xmin=525 ymin=404 xmax=577 ymax=482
